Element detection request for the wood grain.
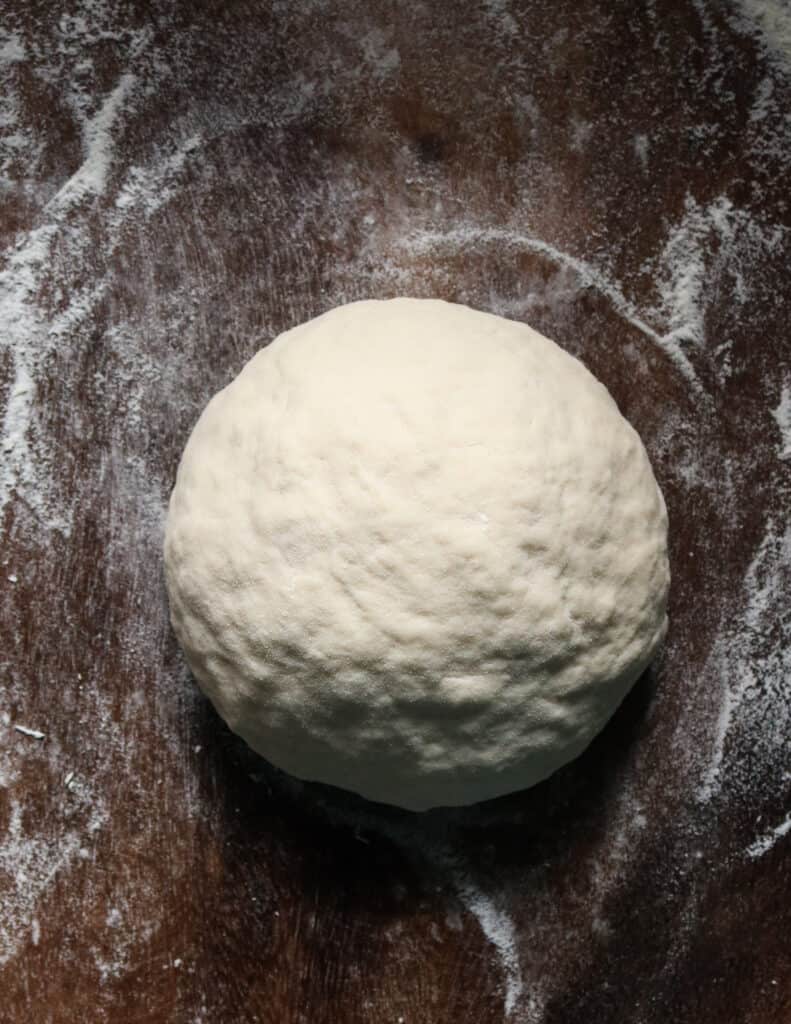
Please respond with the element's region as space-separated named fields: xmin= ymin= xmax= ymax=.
xmin=0 ymin=2 xmax=789 ymax=1022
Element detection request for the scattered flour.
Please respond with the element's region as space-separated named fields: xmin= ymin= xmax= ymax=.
xmin=770 ymin=382 xmax=791 ymax=460
xmin=105 ymin=907 xmax=122 ymax=928
xmin=482 ymin=0 xmax=520 ymax=39
xmin=645 ymin=195 xmax=786 ymax=355
xmin=0 ymin=32 xmax=25 ymax=66
xmin=0 ymin=63 xmax=140 ymax=527
xmin=588 ymin=791 xmax=651 ymax=935
xmin=698 ymin=518 xmax=791 ymax=803
xmin=0 ymin=0 xmax=789 ymax=1011
xmin=0 ymin=786 xmax=108 ymax=966
xmin=728 ymin=0 xmax=791 ymax=71
xmin=454 ymin=880 xmax=525 ymax=1018
xmin=355 ymin=26 xmax=401 ymax=80
xmin=746 ymin=811 xmax=791 ymax=859
xmin=115 ymin=133 xmax=204 ymax=214
xmin=0 ymin=4 xmax=177 ymax=985
xmin=397 ymin=225 xmax=704 ymax=392
xmin=634 ymin=133 xmax=650 ymax=170
xmin=49 ymin=72 xmax=137 ymax=212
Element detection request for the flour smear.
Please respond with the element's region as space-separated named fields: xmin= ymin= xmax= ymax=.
xmin=0 ymin=0 xmax=790 ymax=1015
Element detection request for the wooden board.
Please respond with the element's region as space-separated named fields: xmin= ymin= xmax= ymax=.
xmin=1 ymin=2 xmax=789 ymax=1021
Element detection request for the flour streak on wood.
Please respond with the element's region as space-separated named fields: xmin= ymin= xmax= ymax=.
xmin=1 ymin=1 xmax=789 ymax=1021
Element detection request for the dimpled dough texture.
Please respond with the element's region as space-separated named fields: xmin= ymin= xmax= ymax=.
xmin=165 ymin=298 xmax=669 ymax=811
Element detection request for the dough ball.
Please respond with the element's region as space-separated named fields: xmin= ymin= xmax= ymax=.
xmin=164 ymin=298 xmax=669 ymax=810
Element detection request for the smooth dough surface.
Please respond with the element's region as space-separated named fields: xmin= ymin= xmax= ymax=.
xmin=164 ymin=298 xmax=669 ymax=810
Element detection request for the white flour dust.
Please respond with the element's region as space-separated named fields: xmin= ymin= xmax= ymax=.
xmin=770 ymin=382 xmax=791 ymax=460
xmin=698 ymin=518 xmax=791 ymax=804
xmin=587 ymin=790 xmax=650 ymax=933
xmin=729 ymin=0 xmax=791 ymax=70
xmin=455 ymin=880 xmax=526 ymax=1018
xmin=53 ymin=72 xmax=138 ymax=210
xmin=396 ymin=225 xmax=703 ymax=391
xmin=0 ymin=68 xmax=144 ymax=528
xmin=0 ymin=743 xmax=108 ymax=967
xmin=649 ymin=196 xmax=786 ymax=356
xmin=0 ymin=0 xmax=789 ymax=1011
xmin=746 ymin=811 xmax=791 ymax=859
xmin=0 ymin=3 xmax=175 ymax=979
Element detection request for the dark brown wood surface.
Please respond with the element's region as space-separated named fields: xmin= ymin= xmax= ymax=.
xmin=1 ymin=2 xmax=789 ymax=1021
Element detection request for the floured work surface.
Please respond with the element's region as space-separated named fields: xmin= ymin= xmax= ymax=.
xmin=0 ymin=2 xmax=789 ymax=1022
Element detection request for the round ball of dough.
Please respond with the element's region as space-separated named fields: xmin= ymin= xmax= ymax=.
xmin=165 ymin=298 xmax=669 ymax=811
